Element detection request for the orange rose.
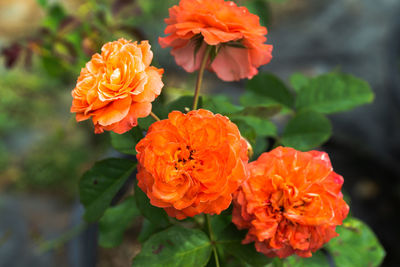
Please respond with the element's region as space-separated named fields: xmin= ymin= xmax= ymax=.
xmin=136 ymin=109 xmax=248 ymax=219
xmin=159 ymin=0 xmax=273 ymax=81
xmin=232 ymin=147 xmax=349 ymax=258
xmin=71 ymin=39 xmax=164 ymax=134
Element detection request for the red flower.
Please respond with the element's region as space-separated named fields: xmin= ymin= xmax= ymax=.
xmin=159 ymin=0 xmax=273 ymax=81
xmin=232 ymin=147 xmax=349 ymax=258
xmin=71 ymin=39 xmax=164 ymax=134
xmin=136 ymin=109 xmax=248 ymax=219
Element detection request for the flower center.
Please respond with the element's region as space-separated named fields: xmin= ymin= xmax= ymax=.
xmin=173 ymin=145 xmax=201 ymax=171
xmin=268 ymin=181 xmax=300 ymax=213
xmin=110 ymin=68 xmax=121 ymax=84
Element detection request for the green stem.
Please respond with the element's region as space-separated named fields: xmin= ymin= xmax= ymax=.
xmin=205 ymin=214 xmax=220 ymax=267
xmin=150 ymin=111 xmax=161 ymax=121
xmin=192 ymin=45 xmax=213 ymax=110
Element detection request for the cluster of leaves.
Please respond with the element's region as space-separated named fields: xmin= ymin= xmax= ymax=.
xmin=80 ymin=158 xmax=385 ymax=266
xmin=79 ymin=157 xmax=271 ymax=266
xmin=78 ymin=69 xmax=385 ymax=266
xmin=203 ymin=71 xmax=374 ymax=158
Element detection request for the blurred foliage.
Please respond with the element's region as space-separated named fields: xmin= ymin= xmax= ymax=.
xmin=0 ymin=67 xmax=107 ymax=198
xmin=1 ymin=0 xmax=179 ymax=79
xmin=99 ymin=196 xmax=140 ymax=248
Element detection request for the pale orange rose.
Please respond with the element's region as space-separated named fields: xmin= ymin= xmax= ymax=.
xmin=232 ymin=147 xmax=349 ymax=258
xmin=136 ymin=109 xmax=249 ymax=219
xmin=71 ymin=38 xmax=164 ymax=134
xmin=159 ymin=0 xmax=273 ymax=81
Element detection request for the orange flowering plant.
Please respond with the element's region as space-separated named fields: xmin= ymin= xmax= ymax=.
xmin=74 ymin=0 xmax=385 ymax=266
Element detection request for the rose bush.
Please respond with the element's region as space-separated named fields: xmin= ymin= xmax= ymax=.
xmin=70 ymin=0 xmax=384 ymax=266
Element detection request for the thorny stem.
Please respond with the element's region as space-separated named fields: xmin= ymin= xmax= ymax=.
xmin=192 ymin=45 xmax=213 ymax=110
xmin=205 ymin=214 xmax=220 ymax=267
xmin=150 ymin=111 xmax=161 ymax=121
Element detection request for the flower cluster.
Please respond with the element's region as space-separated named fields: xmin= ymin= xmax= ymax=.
xmin=71 ymin=0 xmax=349 ymax=260
xmin=232 ymin=147 xmax=349 ymax=258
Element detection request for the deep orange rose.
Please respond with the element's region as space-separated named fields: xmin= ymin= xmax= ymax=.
xmin=232 ymin=147 xmax=349 ymax=258
xmin=71 ymin=39 xmax=164 ymax=134
xmin=159 ymin=0 xmax=273 ymax=81
xmin=136 ymin=109 xmax=248 ymax=219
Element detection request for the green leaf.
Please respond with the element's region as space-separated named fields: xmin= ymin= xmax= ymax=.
xmin=272 ymin=259 xmax=284 ymax=267
xmin=215 ymin=223 xmax=272 ymax=267
xmin=234 ymin=105 xmax=281 ymax=119
xmin=132 ymin=226 xmax=212 ymax=267
xmin=210 ymin=214 xmax=272 ymax=267
xmin=210 ymin=213 xmax=232 ymax=238
xmin=79 ymin=158 xmax=136 ymax=223
xmin=290 ymin=72 xmax=309 ymax=93
xmin=232 ymin=116 xmax=277 ymax=137
xmin=240 ymin=92 xmax=293 ymax=115
xmin=245 ymin=0 xmax=271 ymax=27
xmin=327 ymin=218 xmax=385 ymax=267
xmin=283 ymin=251 xmax=329 ymax=267
xmin=282 ymin=110 xmax=332 ymax=151
xmin=203 ymin=95 xmax=242 ymax=115
xmin=99 ymin=197 xmax=140 ymax=248
xmin=246 ymin=73 xmax=294 ymax=108
xmin=240 ymin=92 xmax=280 ymax=108
xmin=134 ymin=183 xmax=169 ymax=228
xmin=110 ymin=127 xmax=143 ymax=155
xmin=253 ymin=137 xmax=269 ymax=159
xmin=296 ymin=73 xmax=374 ymax=114
xmin=138 ymin=218 xmax=165 ymax=243
xmin=138 ymin=116 xmax=156 ymax=130
xmin=152 ymin=96 xmax=168 ymax=119
xmin=232 ymin=119 xmax=257 ymax=145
